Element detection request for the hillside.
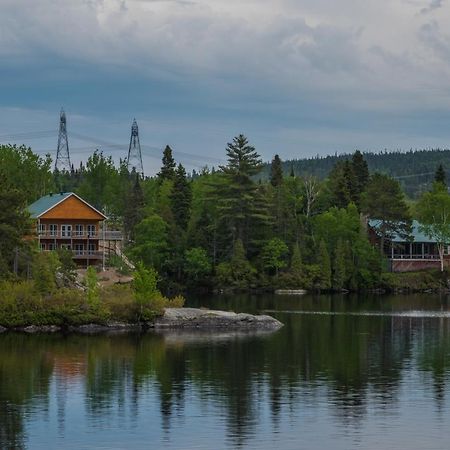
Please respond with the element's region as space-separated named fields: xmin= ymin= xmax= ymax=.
xmin=261 ymin=149 xmax=450 ymax=198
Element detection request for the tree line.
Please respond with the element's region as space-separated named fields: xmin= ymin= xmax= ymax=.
xmin=0 ymin=137 xmax=448 ymax=292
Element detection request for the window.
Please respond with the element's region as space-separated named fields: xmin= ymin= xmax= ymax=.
xmin=88 ymin=243 xmax=96 ymax=255
xmin=75 ymin=224 xmax=84 ymax=237
xmin=87 ymin=224 xmax=96 ymax=237
xmin=49 ymin=224 xmax=58 ymax=237
xmin=60 ymin=244 xmax=71 ymax=250
xmin=38 ymin=223 xmax=46 ymax=235
xmin=48 ymin=243 xmax=56 ymax=251
xmin=40 ymin=243 xmax=46 ymax=251
xmin=61 ymin=224 xmax=72 ymax=237
xmin=74 ymin=243 xmax=84 ymax=255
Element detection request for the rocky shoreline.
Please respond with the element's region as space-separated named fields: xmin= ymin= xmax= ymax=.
xmin=0 ymin=307 xmax=283 ymax=334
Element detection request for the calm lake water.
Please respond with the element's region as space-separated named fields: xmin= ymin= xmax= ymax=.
xmin=3 ymin=293 xmax=450 ymax=449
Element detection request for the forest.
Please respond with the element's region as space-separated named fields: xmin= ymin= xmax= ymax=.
xmin=262 ymin=148 xmax=450 ymax=198
xmin=0 ymin=136 xmax=449 ymax=295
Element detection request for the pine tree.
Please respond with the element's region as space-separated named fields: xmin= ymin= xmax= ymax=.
xmin=332 ymin=238 xmax=346 ymax=290
xmin=317 ymin=240 xmax=331 ymax=290
xmin=270 ymin=154 xmax=283 ymax=187
xmin=0 ymin=175 xmax=29 ymax=276
xmin=289 ymin=242 xmax=303 ymax=285
xmin=214 ymin=135 xmax=267 ymax=250
xmin=435 ymin=164 xmax=446 ymax=187
xmin=351 ymin=150 xmax=369 ymax=196
xmin=329 ymin=161 xmax=358 ymax=208
xmin=290 ymin=164 xmax=295 ymax=178
xmin=170 ymin=164 xmax=192 ymax=231
xmin=158 ymin=145 xmax=176 ymax=181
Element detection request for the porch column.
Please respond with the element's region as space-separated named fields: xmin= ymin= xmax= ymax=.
xmin=410 ymin=242 xmax=413 ymax=258
xmin=422 ymin=243 xmax=425 ymax=259
xmin=391 ymin=242 xmax=394 ymax=259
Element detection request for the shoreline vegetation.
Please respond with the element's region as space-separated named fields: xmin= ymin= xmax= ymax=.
xmin=2 ymin=137 xmax=450 ymax=318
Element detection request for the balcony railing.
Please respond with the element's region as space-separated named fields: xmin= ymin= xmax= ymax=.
xmin=39 ymin=232 xmax=99 ymax=239
xmin=391 ymin=254 xmax=440 ymax=260
xmin=38 ymin=230 xmax=122 ymax=240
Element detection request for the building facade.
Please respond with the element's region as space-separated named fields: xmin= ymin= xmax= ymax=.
xmin=28 ymin=192 xmax=107 ymax=268
xmin=369 ymin=219 xmax=449 ymax=272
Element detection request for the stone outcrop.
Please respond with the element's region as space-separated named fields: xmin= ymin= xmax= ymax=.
xmin=153 ymin=308 xmax=283 ymax=330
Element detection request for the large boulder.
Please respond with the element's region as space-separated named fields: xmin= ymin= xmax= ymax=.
xmin=153 ymin=308 xmax=283 ymax=330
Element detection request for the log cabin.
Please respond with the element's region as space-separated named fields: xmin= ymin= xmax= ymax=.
xmin=28 ymin=192 xmax=107 ymax=268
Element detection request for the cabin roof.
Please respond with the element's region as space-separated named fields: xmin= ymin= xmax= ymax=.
xmin=369 ymin=219 xmax=436 ymax=243
xmin=28 ymin=192 xmax=107 ymax=220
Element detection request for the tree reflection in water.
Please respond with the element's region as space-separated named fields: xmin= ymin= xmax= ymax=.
xmin=1 ymin=294 xmax=450 ymax=448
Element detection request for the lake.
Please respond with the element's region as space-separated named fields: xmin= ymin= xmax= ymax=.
xmin=2 ymin=293 xmax=450 ymax=449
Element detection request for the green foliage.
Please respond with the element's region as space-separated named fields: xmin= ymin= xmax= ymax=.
xmin=133 ymin=263 xmax=168 ymax=320
xmin=158 ymin=145 xmax=176 ymax=181
xmin=333 ymin=239 xmax=346 ymax=290
xmin=170 ymin=163 xmax=192 ymax=231
xmin=32 ymin=252 xmax=59 ymax=295
xmin=85 ymin=266 xmax=100 ymax=308
xmin=130 ymin=215 xmax=168 ymax=270
xmin=435 ymin=164 xmax=446 ymax=186
xmin=0 ymin=144 xmax=54 ymax=203
xmin=184 ymin=248 xmax=211 ymax=282
xmin=56 ymin=248 xmax=77 ymax=285
xmin=261 ymin=238 xmax=288 ymax=275
xmin=317 ymin=240 xmax=331 ymax=290
xmin=270 ymin=154 xmax=283 ymax=187
xmin=416 ymin=183 xmax=450 ymax=271
xmin=0 ymin=177 xmax=30 ymax=277
xmin=213 ymin=135 xmax=268 ymax=251
xmin=123 ymin=171 xmax=145 ymax=241
xmin=362 ymin=172 xmax=411 ymax=250
xmin=216 ymin=239 xmax=256 ymax=289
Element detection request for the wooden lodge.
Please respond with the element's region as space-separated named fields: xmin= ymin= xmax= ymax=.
xmin=369 ymin=219 xmax=449 ymax=272
xmin=28 ymin=192 xmax=119 ymax=268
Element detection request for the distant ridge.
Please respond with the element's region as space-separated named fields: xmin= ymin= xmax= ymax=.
xmin=260 ymin=148 xmax=450 ymax=198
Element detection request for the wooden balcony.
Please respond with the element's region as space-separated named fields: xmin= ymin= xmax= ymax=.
xmin=38 ymin=230 xmax=122 ymax=240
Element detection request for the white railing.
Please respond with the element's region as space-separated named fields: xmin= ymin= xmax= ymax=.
xmin=391 ymin=254 xmax=440 ymax=260
xmin=39 ymin=232 xmax=99 ymax=239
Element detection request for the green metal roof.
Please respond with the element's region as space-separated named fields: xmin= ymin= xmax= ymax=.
xmin=369 ymin=219 xmax=436 ymax=243
xmin=28 ymin=192 xmax=73 ymax=219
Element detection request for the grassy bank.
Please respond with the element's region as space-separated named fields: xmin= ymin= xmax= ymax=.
xmin=381 ymin=270 xmax=449 ymax=292
xmin=0 ymin=282 xmax=184 ymax=328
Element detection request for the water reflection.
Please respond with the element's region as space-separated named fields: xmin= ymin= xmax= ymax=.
xmin=2 ymin=294 xmax=450 ymax=449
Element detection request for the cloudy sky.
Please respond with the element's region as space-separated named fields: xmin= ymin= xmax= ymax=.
xmin=1 ymin=0 xmax=450 ymax=174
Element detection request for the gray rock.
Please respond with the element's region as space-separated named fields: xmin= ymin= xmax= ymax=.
xmin=22 ymin=325 xmax=61 ymax=333
xmin=153 ymin=308 xmax=283 ymax=330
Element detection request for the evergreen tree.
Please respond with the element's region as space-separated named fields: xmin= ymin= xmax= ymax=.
xmin=351 ymin=150 xmax=369 ymax=196
xmin=435 ymin=164 xmax=446 ymax=187
xmin=317 ymin=240 xmax=331 ymax=290
xmin=158 ymin=145 xmax=176 ymax=181
xmin=289 ymin=242 xmax=303 ymax=285
xmin=170 ymin=164 xmax=192 ymax=231
xmin=361 ymin=173 xmax=411 ymax=254
xmin=214 ymin=135 xmax=267 ymax=250
xmin=328 ymin=161 xmax=358 ymax=208
xmin=85 ymin=266 xmax=100 ymax=308
xmin=290 ymin=164 xmax=295 ymax=177
xmin=332 ymin=238 xmax=346 ymax=290
xmin=0 ymin=176 xmax=30 ymax=277
xmin=270 ymin=154 xmax=283 ymax=187
xmin=123 ymin=171 xmax=145 ymax=242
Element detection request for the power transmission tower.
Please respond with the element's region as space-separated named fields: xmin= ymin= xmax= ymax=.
xmin=55 ymin=109 xmax=72 ymax=172
xmin=127 ymin=119 xmax=144 ymax=177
